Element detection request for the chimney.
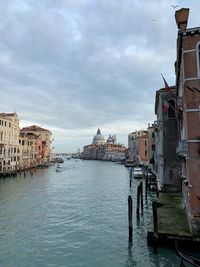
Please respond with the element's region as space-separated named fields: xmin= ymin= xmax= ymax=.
xmin=175 ymin=8 xmax=189 ymax=31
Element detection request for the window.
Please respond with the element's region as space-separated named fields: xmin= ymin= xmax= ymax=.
xmin=168 ymin=99 xmax=176 ymax=118
xmin=152 ymin=144 xmax=155 ymax=151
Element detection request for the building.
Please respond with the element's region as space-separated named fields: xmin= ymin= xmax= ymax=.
xmin=92 ymin=128 xmax=106 ymax=145
xmin=20 ymin=125 xmax=52 ymax=164
xmin=128 ymin=130 xmax=148 ymax=165
xmin=175 ymin=8 xmax=200 ymax=234
xmin=18 ymin=132 xmax=37 ymax=170
xmin=154 ymin=86 xmax=181 ymax=190
xmin=147 ymin=123 xmax=155 ymax=170
xmin=0 ymin=113 xmax=20 ymax=174
xmin=83 ymin=129 xmax=127 ymax=161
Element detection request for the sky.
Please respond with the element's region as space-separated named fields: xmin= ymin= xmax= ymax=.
xmin=0 ymin=0 xmax=199 ymax=152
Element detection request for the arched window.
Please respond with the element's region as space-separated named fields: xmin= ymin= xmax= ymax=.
xmin=168 ymin=99 xmax=176 ymax=118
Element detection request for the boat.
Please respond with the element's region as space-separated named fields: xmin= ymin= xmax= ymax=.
xmin=176 ymin=248 xmax=200 ymax=267
xmin=56 ymin=166 xmax=62 ymax=172
xmin=125 ymin=159 xmax=135 ymax=167
xmin=36 ymin=163 xmax=49 ymax=169
xmin=133 ymin=167 xmax=144 ymax=178
xmin=51 ymin=157 xmax=64 ymax=164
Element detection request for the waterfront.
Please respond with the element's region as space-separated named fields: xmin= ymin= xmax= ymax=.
xmin=0 ymin=160 xmax=179 ymax=266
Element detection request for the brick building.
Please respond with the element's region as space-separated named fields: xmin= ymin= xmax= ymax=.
xmin=175 ymin=8 xmax=200 ymax=234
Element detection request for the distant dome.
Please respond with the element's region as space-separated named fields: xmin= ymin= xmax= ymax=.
xmin=107 ymin=134 xmax=113 ymax=144
xmin=93 ymin=128 xmax=105 ymax=145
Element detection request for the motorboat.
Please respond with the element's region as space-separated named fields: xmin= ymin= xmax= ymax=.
xmin=133 ymin=167 xmax=144 ymax=178
xmin=125 ymin=159 xmax=135 ymax=167
xmin=56 ymin=166 xmax=62 ymax=172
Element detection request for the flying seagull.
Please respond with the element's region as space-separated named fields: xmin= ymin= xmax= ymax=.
xmin=171 ymin=5 xmax=178 ymax=9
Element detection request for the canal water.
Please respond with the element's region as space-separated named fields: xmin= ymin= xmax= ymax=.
xmin=0 ymin=159 xmax=179 ymax=267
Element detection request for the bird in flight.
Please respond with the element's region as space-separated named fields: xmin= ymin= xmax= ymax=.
xmin=171 ymin=4 xmax=178 ymax=9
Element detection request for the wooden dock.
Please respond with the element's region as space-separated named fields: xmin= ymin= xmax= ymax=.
xmin=147 ymin=191 xmax=200 ymax=248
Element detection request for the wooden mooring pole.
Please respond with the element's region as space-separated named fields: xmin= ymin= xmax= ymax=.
xmin=145 ymin=174 xmax=148 ymax=203
xmin=128 ymin=195 xmax=133 ymax=243
xmin=136 ymin=185 xmax=140 ymax=219
xmin=140 ymin=182 xmax=143 ymax=211
xmin=152 ymin=201 xmax=158 ymax=242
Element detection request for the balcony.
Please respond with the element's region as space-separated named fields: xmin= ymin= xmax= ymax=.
xmin=176 ymin=140 xmax=188 ymax=158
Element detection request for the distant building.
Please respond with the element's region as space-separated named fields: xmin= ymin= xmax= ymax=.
xmin=92 ymin=128 xmax=105 ymax=145
xmin=128 ymin=130 xmax=148 ymax=165
xmin=0 ymin=113 xmax=20 ymax=173
xmin=147 ymin=123 xmax=155 ymax=170
xmin=19 ymin=132 xmax=37 ymax=170
xmin=20 ymin=125 xmax=52 ymax=163
xmin=83 ymin=129 xmax=127 ymax=161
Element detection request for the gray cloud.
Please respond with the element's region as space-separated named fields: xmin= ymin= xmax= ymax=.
xmin=0 ymin=0 xmax=199 ymax=151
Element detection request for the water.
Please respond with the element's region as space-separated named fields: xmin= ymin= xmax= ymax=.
xmin=0 ymin=159 xmax=179 ymax=266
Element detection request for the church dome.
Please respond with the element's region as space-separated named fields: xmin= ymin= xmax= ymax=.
xmin=93 ymin=128 xmax=105 ymax=145
xmin=107 ymin=134 xmax=113 ymax=144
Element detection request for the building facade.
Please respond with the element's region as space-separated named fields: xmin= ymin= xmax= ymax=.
xmin=147 ymin=123 xmax=155 ymax=170
xmin=0 ymin=113 xmax=20 ymax=174
xmin=19 ymin=132 xmax=37 ymax=170
xmin=175 ymin=8 xmax=200 ymax=234
xmin=128 ymin=130 xmax=148 ymax=165
xmin=20 ymin=125 xmax=52 ymax=164
xmin=154 ymin=86 xmax=181 ymax=190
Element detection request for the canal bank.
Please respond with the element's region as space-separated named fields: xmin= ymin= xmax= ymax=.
xmin=147 ymin=191 xmax=200 ymax=249
xmin=0 ymin=159 xmax=179 ymax=266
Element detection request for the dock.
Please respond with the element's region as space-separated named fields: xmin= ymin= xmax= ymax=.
xmin=147 ymin=191 xmax=200 ymax=248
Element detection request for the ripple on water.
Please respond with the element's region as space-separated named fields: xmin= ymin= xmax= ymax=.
xmin=0 ymin=160 xmax=179 ymax=267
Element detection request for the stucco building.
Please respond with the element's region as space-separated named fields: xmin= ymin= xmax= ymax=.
xmin=0 ymin=113 xmax=20 ymax=174
xmin=20 ymin=125 xmax=52 ymax=164
xmin=128 ymin=130 xmax=148 ymax=165
xmin=147 ymin=123 xmax=155 ymax=170
xmin=154 ymin=86 xmax=181 ymax=190
xmin=18 ymin=132 xmax=37 ymax=170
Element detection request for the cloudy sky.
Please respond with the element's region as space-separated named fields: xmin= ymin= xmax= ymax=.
xmin=0 ymin=0 xmax=199 ymax=152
